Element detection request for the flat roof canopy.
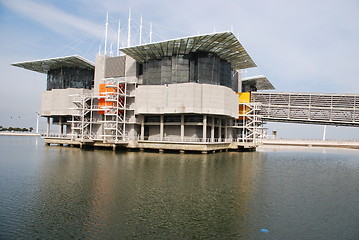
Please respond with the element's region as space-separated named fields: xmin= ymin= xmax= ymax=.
xmin=121 ymin=32 xmax=256 ymax=70
xmin=12 ymin=55 xmax=94 ymax=74
xmin=242 ymin=75 xmax=275 ymax=90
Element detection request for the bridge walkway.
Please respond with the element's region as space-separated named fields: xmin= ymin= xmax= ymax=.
xmin=251 ymin=92 xmax=359 ymax=127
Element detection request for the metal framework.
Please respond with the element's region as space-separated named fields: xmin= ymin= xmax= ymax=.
xmin=121 ymin=32 xmax=256 ymax=70
xmin=252 ymin=92 xmax=359 ymax=126
xmin=235 ymin=102 xmax=263 ymax=143
xmin=69 ymin=77 xmax=132 ymax=142
xmin=69 ymin=95 xmax=91 ymax=140
xmin=101 ymin=78 xmax=128 ymax=142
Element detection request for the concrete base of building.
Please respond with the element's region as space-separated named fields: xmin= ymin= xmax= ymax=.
xmin=43 ymin=137 xmax=258 ymax=153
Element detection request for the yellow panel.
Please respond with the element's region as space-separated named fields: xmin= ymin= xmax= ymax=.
xmin=237 ymin=92 xmax=251 ymax=119
xmin=238 ymin=92 xmax=251 ymax=103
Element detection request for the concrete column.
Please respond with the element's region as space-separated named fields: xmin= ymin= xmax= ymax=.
xmin=160 ymin=115 xmax=164 ymax=141
xmin=58 ymin=116 xmax=62 ymax=136
xmin=225 ymin=119 xmax=228 ymax=141
xmin=228 ymin=119 xmax=233 ymax=140
xmin=180 ymin=114 xmax=184 ymax=142
xmin=219 ymin=118 xmax=222 ymax=142
xmin=211 ymin=117 xmax=215 ymax=142
xmin=140 ymin=115 xmax=145 ymax=140
xmin=46 ymin=117 xmax=50 ymax=137
xmin=202 ymin=115 xmax=207 ymax=142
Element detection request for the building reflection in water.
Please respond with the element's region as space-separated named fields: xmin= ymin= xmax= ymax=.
xmin=30 ymin=148 xmax=263 ymax=239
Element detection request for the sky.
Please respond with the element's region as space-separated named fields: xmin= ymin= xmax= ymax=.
xmin=0 ymin=0 xmax=358 ymax=139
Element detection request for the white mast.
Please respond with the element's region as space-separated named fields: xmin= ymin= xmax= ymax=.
xmin=110 ymin=42 xmax=113 ymax=57
xmin=117 ymin=20 xmax=121 ymax=56
xmin=150 ymin=22 xmax=153 ymax=43
xmin=139 ymin=15 xmax=143 ymax=45
xmin=127 ymin=7 xmax=131 ymax=47
xmin=104 ymin=12 xmax=109 ymax=55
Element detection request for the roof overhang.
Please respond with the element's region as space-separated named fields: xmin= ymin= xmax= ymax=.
xmin=242 ymin=75 xmax=275 ymax=90
xmin=12 ymin=55 xmax=95 ymax=74
xmin=121 ymin=32 xmax=256 ymax=70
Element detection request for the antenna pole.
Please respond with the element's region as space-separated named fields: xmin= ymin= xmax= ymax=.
xmin=139 ymin=15 xmax=143 ymax=45
xmin=117 ymin=20 xmax=121 ymax=56
xmin=150 ymin=22 xmax=153 ymax=43
xmin=127 ymin=7 xmax=131 ymax=47
xmin=104 ymin=12 xmax=109 ymax=55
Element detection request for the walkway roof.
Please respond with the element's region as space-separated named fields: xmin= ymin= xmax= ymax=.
xmin=242 ymin=75 xmax=275 ymax=90
xmin=121 ymin=32 xmax=256 ymax=70
xmin=12 ymin=55 xmax=94 ymax=74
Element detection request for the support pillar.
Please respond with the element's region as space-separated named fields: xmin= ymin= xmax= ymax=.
xmin=46 ymin=117 xmax=50 ymax=137
xmin=211 ymin=117 xmax=215 ymax=142
xmin=160 ymin=115 xmax=164 ymax=141
xmin=180 ymin=114 xmax=184 ymax=142
xmin=58 ymin=116 xmax=63 ymax=136
xmin=218 ymin=118 xmax=222 ymax=142
xmin=202 ymin=115 xmax=207 ymax=142
xmin=225 ymin=119 xmax=228 ymax=141
xmin=140 ymin=115 xmax=145 ymax=140
xmin=228 ymin=119 xmax=233 ymax=140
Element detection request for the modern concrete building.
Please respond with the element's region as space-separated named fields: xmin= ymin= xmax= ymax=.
xmin=13 ymin=32 xmax=274 ymax=153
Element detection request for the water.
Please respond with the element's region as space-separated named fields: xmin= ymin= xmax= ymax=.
xmin=0 ymin=136 xmax=358 ymax=239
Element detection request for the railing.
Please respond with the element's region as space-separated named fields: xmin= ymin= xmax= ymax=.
xmin=139 ymin=136 xmax=234 ymax=143
xmin=252 ymin=92 xmax=359 ymax=126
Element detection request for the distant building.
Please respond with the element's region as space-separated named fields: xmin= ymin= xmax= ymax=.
xmin=13 ymin=32 xmax=274 ymax=153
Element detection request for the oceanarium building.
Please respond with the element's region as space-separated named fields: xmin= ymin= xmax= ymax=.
xmin=13 ymin=32 xmax=274 ymax=153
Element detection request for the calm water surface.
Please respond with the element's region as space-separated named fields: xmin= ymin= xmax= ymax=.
xmin=0 ymin=136 xmax=358 ymax=239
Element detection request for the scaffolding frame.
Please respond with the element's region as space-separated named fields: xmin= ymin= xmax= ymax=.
xmin=69 ymin=77 xmax=132 ymax=143
xmin=235 ymin=102 xmax=263 ymax=143
xmin=101 ymin=77 xmax=128 ymax=142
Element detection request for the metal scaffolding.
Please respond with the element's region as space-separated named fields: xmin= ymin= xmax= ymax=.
xmin=69 ymin=77 xmax=131 ymax=142
xmin=69 ymin=95 xmax=91 ymax=140
xmin=235 ymin=102 xmax=263 ymax=143
xmin=101 ymin=77 xmax=127 ymax=142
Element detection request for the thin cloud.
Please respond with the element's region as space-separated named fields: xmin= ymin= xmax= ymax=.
xmin=2 ymin=0 xmax=103 ymax=39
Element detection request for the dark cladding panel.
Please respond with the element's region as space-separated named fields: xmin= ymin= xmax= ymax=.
xmin=220 ymin=60 xmax=232 ymax=89
xmin=141 ymin=53 xmax=234 ymax=89
xmin=143 ymin=60 xmax=161 ymax=85
xmin=197 ymin=53 xmax=220 ymax=85
xmin=104 ymin=56 xmax=126 ymax=78
xmin=161 ymin=57 xmax=172 ymax=84
xmin=171 ymin=55 xmax=189 ymax=83
xmin=47 ymin=67 xmax=94 ymax=90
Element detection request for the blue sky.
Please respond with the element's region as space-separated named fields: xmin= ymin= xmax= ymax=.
xmin=0 ymin=0 xmax=358 ymax=139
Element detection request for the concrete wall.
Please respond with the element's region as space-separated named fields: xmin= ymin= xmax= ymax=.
xmin=135 ymin=83 xmax=238 ymax=118
xmin=94 ymin=55 xmax=106 ymax=93
xmin=125 ymin=56 xmax=137 ymax=77
xmin=164 ymin=125 xmax=180 ymax=139
xmin=41 ymin=88 xmax=92 ymax=116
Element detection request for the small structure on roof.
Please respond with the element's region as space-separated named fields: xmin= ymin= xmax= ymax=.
xmin=242 ymin=75 xmax=275 ymax=92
